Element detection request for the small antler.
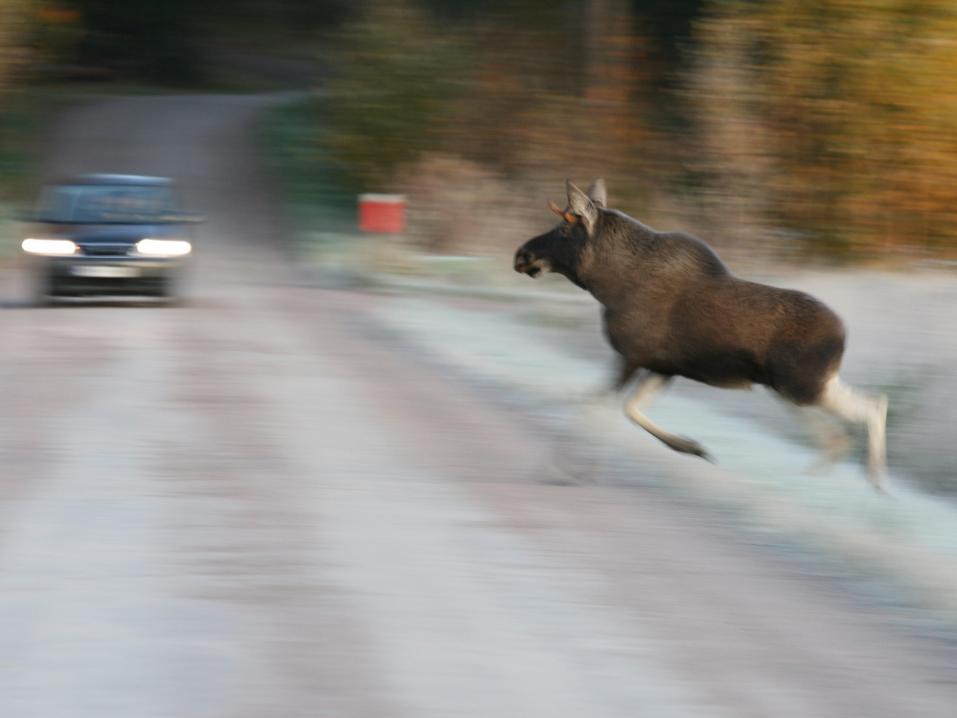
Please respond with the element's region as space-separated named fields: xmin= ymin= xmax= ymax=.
xmin=548 ymin=200 xmax=578 ymax=224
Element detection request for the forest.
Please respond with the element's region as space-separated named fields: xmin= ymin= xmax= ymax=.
xmin=4 ymin=0 xmax=957 ymax=261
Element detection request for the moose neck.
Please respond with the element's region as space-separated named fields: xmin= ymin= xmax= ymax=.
xmin=573 ymin=214 xmax=652 ymax=306
xmin=547 ymin=237 xmax=589 ymax=289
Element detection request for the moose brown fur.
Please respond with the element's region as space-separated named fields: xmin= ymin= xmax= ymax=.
xmin=514 ymin=179 xmax=888 ymax=490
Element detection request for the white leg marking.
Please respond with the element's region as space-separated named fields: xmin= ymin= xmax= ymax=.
xmin=818 ymin=376 xmax=888 ymax=491
xmin=624 ymin=373 xmax=713 ymax=461
xmin=792 ymin=405 xmax=853 ymax=474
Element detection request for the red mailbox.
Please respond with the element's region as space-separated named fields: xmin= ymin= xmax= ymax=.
xmin=358 ymin=193 xmax=406 ymax=233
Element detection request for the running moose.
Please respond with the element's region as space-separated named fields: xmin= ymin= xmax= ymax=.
xmin=514 ymin=179 xmax=888 ymax=491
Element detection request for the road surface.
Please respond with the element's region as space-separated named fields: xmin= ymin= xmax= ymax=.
xmin=1 ymin=94 xmax=955 ymax=717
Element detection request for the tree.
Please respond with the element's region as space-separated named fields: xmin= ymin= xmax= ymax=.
xmin=0 ymin=0 xmax=33 ymax=91
xmin=320 ymin=2 xmax=470 ymax=191
xmin=693 ymin=0 xmax=957 ymax=257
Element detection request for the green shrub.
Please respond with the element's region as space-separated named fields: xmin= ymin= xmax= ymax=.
xmin=320 ymin=2 xmax=472 ymax=192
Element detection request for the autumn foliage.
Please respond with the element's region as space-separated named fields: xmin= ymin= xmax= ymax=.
xmin=694 ymin=0 xmax=957 ymax=258
xmin=0 ymin=0 xmax=34 ymax=90
xmin=319 ymin=0 xmax=957 ymax=261
xmin=5 ymin=0 xmax=957 ymax=260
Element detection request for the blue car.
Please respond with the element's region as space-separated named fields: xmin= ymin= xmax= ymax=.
xmin=20 ymin=174 xmax=200 ymax=303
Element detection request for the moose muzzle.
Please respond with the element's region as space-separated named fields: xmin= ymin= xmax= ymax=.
xmin=514 ymin=250 xmax=549 ymax=278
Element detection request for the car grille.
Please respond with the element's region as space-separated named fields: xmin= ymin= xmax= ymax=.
xmin=79 ymin=243 xmax=133 ymax=256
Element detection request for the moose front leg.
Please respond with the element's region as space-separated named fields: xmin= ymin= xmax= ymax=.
xmin=624 ymin=372 xmax=714 ymax=462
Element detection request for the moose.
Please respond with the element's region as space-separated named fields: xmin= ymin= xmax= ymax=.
xmin=514 ymin=179 xmax=888 ymax=491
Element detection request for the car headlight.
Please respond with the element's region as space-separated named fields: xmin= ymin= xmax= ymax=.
xmin=21 ymin=238 xmax=79 ymax=256
xmin=135 ymin=238 xmax=192 ymax=257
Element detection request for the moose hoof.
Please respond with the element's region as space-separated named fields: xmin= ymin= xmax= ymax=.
xmin=666 ymin=437 xmax=715 ymax=463
xmin=866 ymin=462 xmax=888 ymax=494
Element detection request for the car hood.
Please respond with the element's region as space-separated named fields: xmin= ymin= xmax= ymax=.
xmin=47 ymin=224 xmax=183 ymax=244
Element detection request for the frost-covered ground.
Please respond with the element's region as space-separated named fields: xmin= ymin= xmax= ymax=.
xmin=360 ymin=260 xmax=957 ymax=495
xmin=369 ymin=268 xmax=957 ymax=627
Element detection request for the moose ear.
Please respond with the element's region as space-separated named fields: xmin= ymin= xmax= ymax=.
xmin=586 ymin=178 xmax=607 ymax=208
xmin=566 ymin=179 xmax=600 ymax=236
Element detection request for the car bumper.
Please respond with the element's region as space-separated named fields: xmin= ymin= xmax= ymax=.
xmin=35 ymin=256 xmax=186 ymax=296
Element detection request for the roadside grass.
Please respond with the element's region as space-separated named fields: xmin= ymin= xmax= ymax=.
xmin=258 ymin=94 xmax=393 ymax=282
xmin=258 ymin=94 xmax=527 ymax=290
xmin=258 ymin=94 xmax=356 ymax=238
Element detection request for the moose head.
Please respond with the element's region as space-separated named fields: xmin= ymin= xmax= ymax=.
xmin=513 ymin=179 xmax=606 ymax=283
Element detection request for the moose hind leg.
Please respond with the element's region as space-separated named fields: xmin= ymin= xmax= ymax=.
xmin=624 ymin=373 xmax=714 ymax=462
xmin=791 ymin=405 xmax=853 ymax=474
xmin=818 ymin=376 xmax=888 ymax=491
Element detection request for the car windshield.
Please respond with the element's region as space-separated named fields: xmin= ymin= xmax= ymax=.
xmin=36 ymin=184 xmax=176 ymax=223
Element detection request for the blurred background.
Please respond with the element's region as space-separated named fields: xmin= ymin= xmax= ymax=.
xmin=3 ymin=2 xmax=957 ymax=716
xmin=3 ymin=1 xmax=957 ymax=260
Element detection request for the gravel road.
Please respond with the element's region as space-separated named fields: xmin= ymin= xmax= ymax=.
xmin=1 ymin=94 xmax=955 ymax=718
